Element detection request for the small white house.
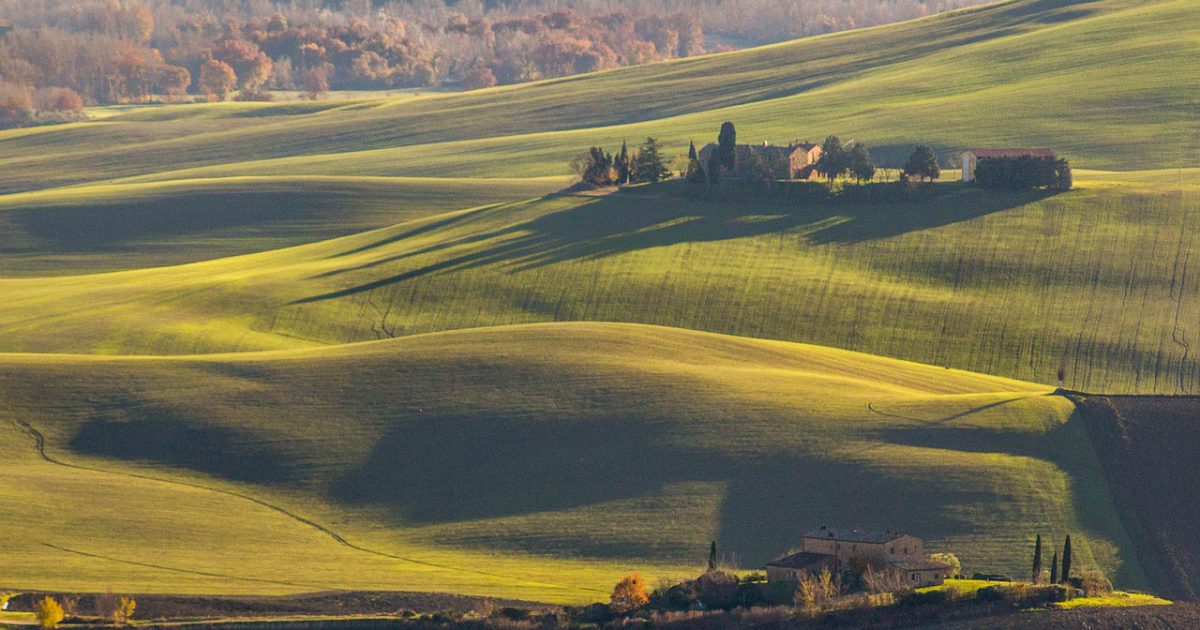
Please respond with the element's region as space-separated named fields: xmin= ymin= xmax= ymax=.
xmin=961 ymin=148 xmax=1056 ymax=183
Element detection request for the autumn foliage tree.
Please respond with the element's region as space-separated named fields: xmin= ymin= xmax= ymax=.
xmin=462 ymin=66 xmax=498 ymax=90
xmin=34 ymin=596 xmax=64 ymax=630
xmin=198 ymin=58 xmax=237 ymax=101
xmin=610 ymin=573 xmax=649 ymax=613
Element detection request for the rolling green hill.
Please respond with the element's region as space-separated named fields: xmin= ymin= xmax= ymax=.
xmin=0 ymin=176 xmax=566 ymax=275
xmin=1 ymin=182 xmax=1197 ymax=392
xmin=0 ymin=0 xmax=1195 ymax=607
xmin=0 ymin=323 xmax=1140 ymax=601
xmin=0 ymin=0 xmax=1196 ymax=193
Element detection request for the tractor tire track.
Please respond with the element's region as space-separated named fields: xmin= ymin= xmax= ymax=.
xmin=10 ymin=418 xmax=596 ymax=594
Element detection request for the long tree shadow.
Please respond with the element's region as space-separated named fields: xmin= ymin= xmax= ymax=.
xmin=294 ymin=184 xmax=1059 ymax=305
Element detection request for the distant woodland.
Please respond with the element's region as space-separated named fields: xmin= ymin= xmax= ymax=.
xmin=0 ymin=0 xmax=992 ymax=115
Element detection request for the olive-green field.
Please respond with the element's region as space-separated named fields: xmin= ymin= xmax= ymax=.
xmin=0 ymin=0 xmax=1195 ymax=605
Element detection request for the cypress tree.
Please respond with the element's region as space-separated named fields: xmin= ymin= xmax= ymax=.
xmin=707 ymin=541 xmax=717 ymax=572
xmin=1032 ymin=534 xmax=1043 ymax=583
xmin=688 ymin=140 xmax=698 ymax=161
xmin=717 ymin=121 xmax=737 ymax=171
xmin=615 ymin=141 xmax=630 ymax=185
xmin=1061 ymin=536 xmax=1072 ymax=583
xmin=1050 ymin=551 xmax=1059 ymax=584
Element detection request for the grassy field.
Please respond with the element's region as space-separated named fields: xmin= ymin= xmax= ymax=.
xmin=0 ymin=0 xmax=1195 ymax=193
xmin=0 ymin=0 xmax=1194 ymax=609
xmin=0 ymin=176 xmax=566 ymax=276
xmin=0 ymin=323 xmax=1141 ymax=601
xmin=1 ymin=180 xmax=1198 ymax=392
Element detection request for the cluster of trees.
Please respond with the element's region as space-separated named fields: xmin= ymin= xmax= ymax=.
xmin=31 ymin=593 xmax=136 ymax=629
xmin=0 ymin=0 xmax=709 ymax=109
xmin=0 ymin=80 xmax=84 ymax=128
xmin=1030 ymin=533 xmax=1086 ymax=587
xmin=571 ymin=137 xmax=672 ymax=187
xmin=975 ymin=155 xmax=1073 ymax=190
xmin=815 ymin=135 xmax=876 ymax=183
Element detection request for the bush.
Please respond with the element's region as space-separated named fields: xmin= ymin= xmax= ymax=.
xmin=696 ymin=570 xmax=740 ymax=610
xmin=115 ymin=596 xmax=136 ymax=625
xmin=234 ymin=88 xmax=274 ymax=102
xmin=1080 ymin=568 xmax=1113 ymax=597
xmin=974 ymin=156 xmax=1072 ymax=191
xmin=0 ymin=81 xmax=34 ymax=128
xmin=33 ymin=87 xmax=84 ymax=112
xmin=610 ymin=573 xmax=650 ymax=614
xmin=650 ymin=581 xmax=699 ymax=611
xmin=34 ymin=596 xmax=64 ymax=630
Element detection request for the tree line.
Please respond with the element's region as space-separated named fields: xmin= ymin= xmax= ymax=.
xmin=0 ymin=0 xmax=707 ymax=115
xmin=570 ymin=121 xmax=944 ymax=191
xmin=571 ymin=137 xmax=672 ymax=187
xmin=0 ymin=0 xmax=1003 ymax=117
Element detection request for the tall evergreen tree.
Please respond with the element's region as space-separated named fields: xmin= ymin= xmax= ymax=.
xmin=1061 ymin=536 xmax=1073 ymax=583
xmin=688 ymin=140 xmax=698 ymax=161
xmin=615 ymin=141 xmax=630 ymax=185
xmin=1032 ymin=535 xmax=1043 ymax=583
xmin=1050 ymin=551 xmax=1059 ymax=584
xmin=633 ymin=136 xmax=671 ymax=183
xmin=707 ymin=541 xmax=717 ymax=572
xmin=717 ymin=121 xmax=737 ymax=172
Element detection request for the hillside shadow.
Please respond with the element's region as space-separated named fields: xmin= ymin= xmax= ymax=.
xmin=295 ymin=185 xmax=1055 ymax=305
xmin=331 ymin=412 xmax=715 ymax=525
xmin=1 ymin=189 xmax=360 ymax=253
xmin=69 ymin=413 xmax=298 ymax=485
xmin=331 ymin=416 xmax=1001 ymax=564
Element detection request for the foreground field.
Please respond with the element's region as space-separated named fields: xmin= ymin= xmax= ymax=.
xmin=0 ymin=323 xmax=1139 ymax=601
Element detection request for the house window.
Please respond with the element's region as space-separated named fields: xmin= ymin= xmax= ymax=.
xmin=889 ymin=547 xmax=894 ymax=554
xmin=912 ymin=574 xmax=918 ymax=582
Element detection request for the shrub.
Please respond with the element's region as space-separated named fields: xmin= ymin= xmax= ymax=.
xmin=1080 ymin=568 xmax=1113 ymax=597
xmin=0 ymin=81 xmax=34 ymax=128
xmin=930 ymin=553 xmax=961 ymax=578
xmin=33 ymin=87 xmax=84 ymax=113
xmin=34 ymin=596 xmax=64 ymax=630
xmin=974 ymin=155 xmax=1072 ymax=191
xmin=462 ymin=66 xmax=498 ymax=90
xmin=696 ymin=569 xmax=739 ymax=610
xmin=234 ymin=88 xmax=274 ymax=102
xmin=114 ymin=596 xmax=136 ymax=625
xmin=610 ymin=573 xmax=650 ymax=614
xmin=650 ymin=581 xmax=698 ymax=611
xmin=863 ymin=566 xmax=908 ymax=595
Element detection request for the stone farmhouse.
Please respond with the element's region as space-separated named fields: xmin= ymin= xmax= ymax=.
xmin=765 ymin=526 xmax=954 ymax=588
xmin=698 ymin=141 xmax=824 ymax=180
xmin=961 ymin=148 xmax=1056 ymax=183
